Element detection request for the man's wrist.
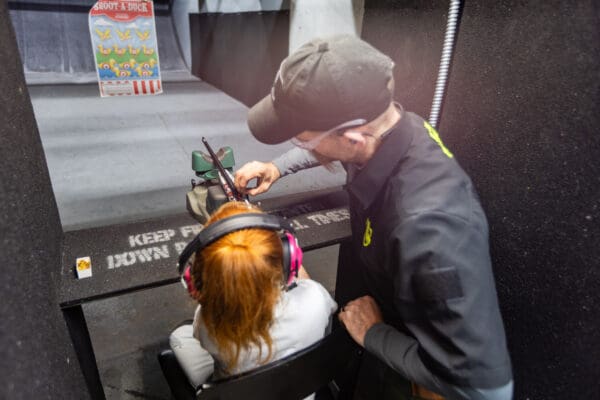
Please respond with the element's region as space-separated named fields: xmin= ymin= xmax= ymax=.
xmin=268 ymin=162 xmax=282 ymax=180
xmin=363 ymin=322 xmax=389 ymax=351
xmin=270 ymin=159 xmax=285 ymax=178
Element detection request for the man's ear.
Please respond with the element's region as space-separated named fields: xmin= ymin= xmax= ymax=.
xmin=343 ymin=130 xmax=367 ymax=145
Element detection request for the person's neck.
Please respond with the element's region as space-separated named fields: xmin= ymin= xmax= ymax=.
xmin=373 ymin=102 xmax=402 ymax=140
xmin=356 ymin=103 xmax=402 ymax=165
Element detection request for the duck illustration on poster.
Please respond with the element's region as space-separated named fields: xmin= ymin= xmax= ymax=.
xmin=89 ymin=0 xmax=162 ymax=97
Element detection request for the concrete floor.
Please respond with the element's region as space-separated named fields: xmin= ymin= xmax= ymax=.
xmin=30 ymin=81 xmax=344 ymax=232
xmin=29 ymin=80 xmax=344 ymax=399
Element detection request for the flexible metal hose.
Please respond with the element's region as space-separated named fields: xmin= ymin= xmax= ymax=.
xmin=429 ymin=0 xmax=461 ymax=129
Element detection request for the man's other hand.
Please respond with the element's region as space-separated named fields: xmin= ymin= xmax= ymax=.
xmin=338 ymin=295 xmax=383 ymax=347
xmin=234 ymin=161 xmax=281 ymax=196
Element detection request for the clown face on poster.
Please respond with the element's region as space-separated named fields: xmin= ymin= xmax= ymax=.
xmin=89 ymin=0 xmax=163 ymax=97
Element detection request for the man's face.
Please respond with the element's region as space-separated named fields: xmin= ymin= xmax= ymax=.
xmin=294 ymin=129 xmax=358 ymax=164
xmin=292 ymin=118 xmax=368 ymax=164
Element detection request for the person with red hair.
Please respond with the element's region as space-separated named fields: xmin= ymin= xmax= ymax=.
xmin=170 ymin=201 xmax=337 ymax=393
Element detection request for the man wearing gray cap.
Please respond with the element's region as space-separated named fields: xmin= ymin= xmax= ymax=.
xmin=234 ymin=35 xmax=513 ymax=400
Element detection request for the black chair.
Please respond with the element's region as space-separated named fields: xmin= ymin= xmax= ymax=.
xmin=158 ymin=328 xmax=362 ymax=400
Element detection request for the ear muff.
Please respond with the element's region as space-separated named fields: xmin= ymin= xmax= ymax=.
xmin=181 ymin=263 xmax=197 ymax=297
xmin=281 ymin=232 xmax=303 ymax=287
xmin=178 ymin=213 xmax=300 ymax=294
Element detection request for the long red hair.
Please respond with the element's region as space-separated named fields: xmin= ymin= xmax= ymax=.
xmin=191 ymin=202 xmax=284 ymax=371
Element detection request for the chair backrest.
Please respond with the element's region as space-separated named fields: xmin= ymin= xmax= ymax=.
xmin=195 ymin=328 xmax=362 ymax=400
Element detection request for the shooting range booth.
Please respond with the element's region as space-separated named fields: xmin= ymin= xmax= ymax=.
xmin=1 ymin=0 xmax=599 ymax=399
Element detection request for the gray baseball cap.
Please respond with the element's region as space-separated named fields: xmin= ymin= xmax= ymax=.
xmin=248 ymin=35 xmax=395 ymax=145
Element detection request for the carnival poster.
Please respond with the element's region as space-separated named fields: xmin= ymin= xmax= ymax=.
xmin=89 ymin=0 xmax=162 ymax=97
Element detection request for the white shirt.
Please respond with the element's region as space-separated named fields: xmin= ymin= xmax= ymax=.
xmin=193 ymin=279 xmax=338 ymax=377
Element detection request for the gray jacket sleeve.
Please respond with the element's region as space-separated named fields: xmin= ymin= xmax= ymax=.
xmin=271 ymin=147 xmax=320 ymax=177
xmin=364 ymin=323 xmax=457 ymax=396
xmin=364 ymin=323 xmax=433 ymax=384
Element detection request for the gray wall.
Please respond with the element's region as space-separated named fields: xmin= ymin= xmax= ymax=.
xmin=9 ymin=0 xmax=188 ymax=84
xmin=190 ymin=10 xmax=290 ymax=106
xmin=0 ymin=1 xmax=89 ymax=398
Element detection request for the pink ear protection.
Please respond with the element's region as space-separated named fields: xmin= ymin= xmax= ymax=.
xmin=181 ymin=262 xmax=198 ymax=298
xmin=178 ymin=213 xmax=303 ymax=295
xmin=282 ymin=232 xmax=303 ymax=287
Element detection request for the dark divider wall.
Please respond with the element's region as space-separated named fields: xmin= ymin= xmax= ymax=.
xmin=0 ymin=2 xmax=89 ymax=399
xmin=365 ymin=1 xmax=600 ymax=398
xmin=367 ymin=1 xmax=599 ymax=399
xmin=439 ymin=2 xmax=599 ymax=398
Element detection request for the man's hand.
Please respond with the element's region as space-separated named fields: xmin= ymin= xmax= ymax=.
xmin=338 ymin=296 xmax=383 ymax=347
xmin=234 ymin=161 xmax=281 ymax=196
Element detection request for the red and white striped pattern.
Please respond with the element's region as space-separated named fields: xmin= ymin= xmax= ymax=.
xmin=133 ymin=79 xmax=162 ymax=95
xmin=100 ymin=80 xmax=163 ymax=97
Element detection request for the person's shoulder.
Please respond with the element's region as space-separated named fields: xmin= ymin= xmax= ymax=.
xmin=401 ymin=111 xmax=428 ymax=132
xmin=288 ymin=279 xmax=336 ymax=308
xmin=293 ymin=279 xmax=329 ymax=296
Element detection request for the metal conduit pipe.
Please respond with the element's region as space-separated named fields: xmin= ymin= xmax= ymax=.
xmin=429 ymin=0 xmax=461 ymax=129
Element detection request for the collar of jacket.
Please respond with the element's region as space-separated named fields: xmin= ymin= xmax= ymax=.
xmin=346 ymin=109 xmax=414 ymax=210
